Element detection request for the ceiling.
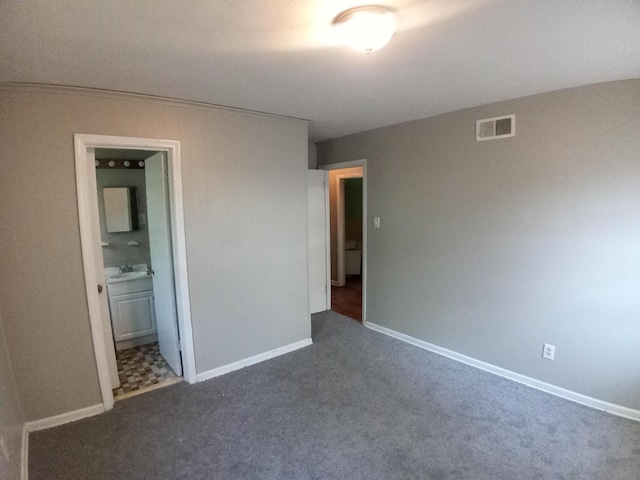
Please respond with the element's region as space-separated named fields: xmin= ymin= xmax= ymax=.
xmin=1 ymin=0 xmax=638 ymax=141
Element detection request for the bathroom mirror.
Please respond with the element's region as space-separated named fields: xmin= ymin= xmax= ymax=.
xmin=103 ymin=187 xmax=139 ymax=233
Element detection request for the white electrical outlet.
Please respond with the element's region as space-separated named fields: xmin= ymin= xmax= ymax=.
xmin=542 ymin=343 xmax=555 ymax=360
xmin=0 ymin=435 xmax=9 ymax=461
xmin=373 ymin=216 xmax=381 ymax=229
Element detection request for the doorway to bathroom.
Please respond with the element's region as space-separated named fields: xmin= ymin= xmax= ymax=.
xmin=95 ymin=148 xmax=183 ymax=400
xmin=74 ymin=134 xmax=196 ymax=412
xmin=322 ymin=161 xmax=366 ymax=322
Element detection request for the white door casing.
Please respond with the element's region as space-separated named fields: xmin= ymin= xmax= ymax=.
xmin=321 ymin=160 xmax=367 ymax=322
xmin=307 ymin=170 xmax=330 ymax=314
xmin=74 ymin=134 xmax=196 ymax=411
xmin=145 ymin=152 xmax=183 ymax=376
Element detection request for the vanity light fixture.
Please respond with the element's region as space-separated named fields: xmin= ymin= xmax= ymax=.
xmin=138 ymin=161 xmax=145 ymax=167
xmin=108 ymin=160 xmax=116 ymax=167
xmin=332 ymin=5 xmax=397 ymax=53
xmin=123 ymin=160 xmax=131 ymax=167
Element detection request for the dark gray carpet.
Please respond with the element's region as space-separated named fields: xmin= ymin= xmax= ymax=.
xmin=30 ymin=311 xmax=640 ymax=479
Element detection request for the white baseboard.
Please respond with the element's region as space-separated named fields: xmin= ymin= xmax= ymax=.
xmin=331 ymin=280 xmax=339 ymax=286
xmin=364 ymin=320 xmax=640 ymax=422
xmin=21 ymin=425 xmax=28 ymax=480
xmin=25 ymin=404 xmax=105 ymax=433
xmin=196 ymin=338 xmax=313 ymax=383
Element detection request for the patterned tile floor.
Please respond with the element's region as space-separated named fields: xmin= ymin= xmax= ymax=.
xmin=113 ymin=342 xmax=179 ymax=399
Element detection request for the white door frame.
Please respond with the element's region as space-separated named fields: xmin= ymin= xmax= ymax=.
xmin=321 ymin=160 xmax=367 ymax=321
xmin=324 ymin=172 xmax=331 ymax=312
xmin=74 ymin=134 xmax=196 ymax=411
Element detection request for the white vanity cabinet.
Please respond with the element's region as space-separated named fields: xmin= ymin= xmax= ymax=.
xmin=108 ymin=290 xmax=156 ymax=342
xmin=105 ymin=268 xmax=157 ymax=350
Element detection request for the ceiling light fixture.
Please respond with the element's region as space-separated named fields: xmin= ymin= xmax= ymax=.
xmin=332 ymin=5 xmax=397 ymax=54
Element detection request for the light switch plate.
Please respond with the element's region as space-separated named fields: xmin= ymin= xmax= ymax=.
xmin=373 ymin=216 xmax=381 ymax=229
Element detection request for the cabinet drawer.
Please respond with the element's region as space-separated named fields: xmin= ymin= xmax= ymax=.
xmin=106 ymin=277 xmax=153 ymax=296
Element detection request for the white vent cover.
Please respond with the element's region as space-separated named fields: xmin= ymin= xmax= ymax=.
xmin=476 ymin=114 xmax=515 ymax=141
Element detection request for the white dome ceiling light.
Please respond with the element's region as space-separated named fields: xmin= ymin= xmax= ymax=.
xmin=332 ymin=5 xmax=397 ymax=54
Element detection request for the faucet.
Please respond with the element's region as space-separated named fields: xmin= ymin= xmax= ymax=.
xmin=119 ymin=265 xmax=133 ymax=273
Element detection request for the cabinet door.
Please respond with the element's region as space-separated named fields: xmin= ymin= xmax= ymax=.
xmin=109 ymin=291 xmax=157 ymax=341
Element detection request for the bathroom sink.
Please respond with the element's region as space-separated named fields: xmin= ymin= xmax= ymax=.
xmin=106 ymin=271 xmax=150 ymax=283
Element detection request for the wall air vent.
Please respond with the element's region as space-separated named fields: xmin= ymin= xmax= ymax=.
xmin=476 ymin=114 xmax=515 ymax=141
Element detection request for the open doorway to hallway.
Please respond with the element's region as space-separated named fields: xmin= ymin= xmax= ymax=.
xmin=328 ymin=166 xmax=364 ymax=322
xmin=331 ymin=275 xmax=362 ymax=322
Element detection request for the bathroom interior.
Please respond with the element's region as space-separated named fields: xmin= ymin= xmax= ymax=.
xmin=95 ymin=149 xmax=182 ymax=400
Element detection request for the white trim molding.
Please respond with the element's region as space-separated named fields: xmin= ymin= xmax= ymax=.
xmin=21 ymin=425 xmax=29 ymax=480
xmin=1 ymin=83 xmax=310 ymax=127
xmin=25 ymin=404 xmax=105 ymax=433
xmin=364 ymin=320 xmax=640 ymax=422
xmin=196 ymin=338 xmax=313 ymax=383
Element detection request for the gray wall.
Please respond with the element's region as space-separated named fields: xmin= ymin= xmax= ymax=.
xmin=308 ymin=141 xmax=317 ymax=169
xmin=0 ymin=86 xmax=310 ymax=421
xmin=318 ymin=79 xmax=640 ymax=410
xmin=96 ymin=168 xmax=151 ymax=268
xmin=0 ymin=309 xmax=25 ymax=480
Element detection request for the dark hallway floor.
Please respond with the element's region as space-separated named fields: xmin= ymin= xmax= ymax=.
xmin=331 ymin=275 xmax=362 ymax=321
